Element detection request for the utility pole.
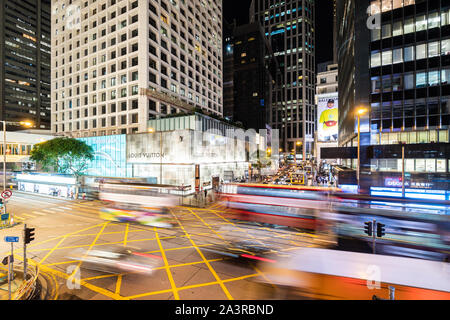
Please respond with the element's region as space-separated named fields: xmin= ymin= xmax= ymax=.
xmin=8 ymin=253 xmax=11 ymax=300
xmin=401 ymin=144 xmax=405 ymax=198
xmin=23 ymin=224 xmax=27 ymax=281
xmin=372 ymin=219 xmax=376 ymax=254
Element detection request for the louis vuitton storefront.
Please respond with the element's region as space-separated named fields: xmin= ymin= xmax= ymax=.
xmin=78 ymin=123 xmax=262 ymax=194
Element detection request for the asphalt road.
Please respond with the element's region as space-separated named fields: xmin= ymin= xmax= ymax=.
xmin=0 ymin=191 xmax=320 ymax=300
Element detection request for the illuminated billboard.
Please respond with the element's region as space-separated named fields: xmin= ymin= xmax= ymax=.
xmin=317 ymin=95 xmax=339 ymax=142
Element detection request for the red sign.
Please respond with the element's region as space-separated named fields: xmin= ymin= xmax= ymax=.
xmin=1 ymin=190 xmax=12 ymax=199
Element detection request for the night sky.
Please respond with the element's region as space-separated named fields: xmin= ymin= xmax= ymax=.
xmin=223 ymin=0 xmax=334 ymax=65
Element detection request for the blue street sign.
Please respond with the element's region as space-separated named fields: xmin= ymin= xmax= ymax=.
xmin=4 ymin=236 xmax=19 ymax=243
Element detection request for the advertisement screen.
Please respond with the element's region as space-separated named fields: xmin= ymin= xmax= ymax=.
xmin=317 ymin=96 xmax=339 ymax=142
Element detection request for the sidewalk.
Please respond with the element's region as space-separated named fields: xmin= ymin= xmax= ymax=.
xmin=179 ymin=193 xmax=217 ymax=208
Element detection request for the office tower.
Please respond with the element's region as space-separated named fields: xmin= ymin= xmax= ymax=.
xmin=334 ymin=0 xmax=450 ymax=196
xmin=336 ymin=0 xmax=371 ymax=148
xmin=0 ymin=0 xmax=51 ymax=130
xmin=223 ymin=20 xmax=235 ymax=121
xmin=368 ymin=0 xmax=450 ymax=146
xmin=251 ymin=0 xmax=316 ymax=160
xmin=51 ymin=0 xmax=223 ymax=137
xmin=332 ymin=0 xmax=337 ymax=63
xmin=223 ymin=22 xmax=278 ymax=130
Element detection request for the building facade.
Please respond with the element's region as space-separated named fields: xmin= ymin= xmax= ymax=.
xmin=0 ymin=0 xmax=51 ymax=130
xmin=331 ymin=0 xmax=450 ymax=198
xmin=314 ymin=62 xmax=338 ymax=162
xmin=250 ymin=0 xmax=316 ymax=160
xmin=74 ymin=113 xmax=266 ymax=194
xmin=51 ymin=0 xmax=223 ymax=138
xmin=222 ymin=22 xmax=278 ymax=131
xmin=223 ymin=21 xmax=235 ymax=121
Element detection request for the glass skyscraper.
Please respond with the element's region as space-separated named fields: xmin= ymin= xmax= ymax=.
xmin=0 ymin=0 xmax=51 ymax=129
xmin=251 ymin=0 xmax=316 ymax=160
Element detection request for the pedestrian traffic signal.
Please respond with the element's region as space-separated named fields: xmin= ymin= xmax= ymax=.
xmin=377 ymin=223 xmax=386 ymax=238
xmin=364 ymin=221 xmax=373 ymax=236
xmin=24 ymin=227 xmax=35 ymax=244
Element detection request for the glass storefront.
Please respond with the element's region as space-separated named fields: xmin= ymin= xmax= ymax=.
xmin=77 ymin=130 xmax=256 ymax=193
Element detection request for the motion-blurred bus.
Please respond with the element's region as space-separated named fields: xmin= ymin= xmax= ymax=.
xmin=326 ymin=200 xmax=450 ymax=261
xmin=219 ymin=183 xmax=341 ymax=231
xmin=98 ymin=180 xmax=179 ymax=228
xmin=259 ymin=247 xmax=450 ymax=300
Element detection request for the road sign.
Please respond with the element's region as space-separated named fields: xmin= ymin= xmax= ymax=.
xmin=4 ymin=236 xmax=19 ymax=243
xmin=1 ymin=190 xmax=12 ymax=199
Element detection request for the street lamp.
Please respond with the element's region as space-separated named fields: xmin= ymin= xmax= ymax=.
xmin=356 ymin=108 xmax=368 ymax=192
xmin=148 ymin=127 xmax=162 ymax=184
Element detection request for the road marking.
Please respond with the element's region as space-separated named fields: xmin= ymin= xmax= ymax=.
xmin=125 ymin=271 xmax=261 ymax=300
xmin=32 ymin=211 xmax=47 ymax=216
xmin=39 ymin=236 xmax=68 ymax=264
xmin=154 ymin=227 xmax=180 ymax=300
xmin=69 ymin=222 xmax=109 ymax=278
xmin=115 ymin=223 xmax=129 ymax=295
xmin=27 ymin=222 xmax=108 ymax=248
xmin=22 ymin=213 xmax=37 ymax=218
xmin=208 ymin=209 xmax=278 ymax=288
xmin=170 ymin=208 xmax=233 ymax=300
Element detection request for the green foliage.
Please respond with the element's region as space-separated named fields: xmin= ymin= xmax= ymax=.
xmin=250 ymin=150 xmax=272 ymax=169
xmin=30 ymin=137 xmax=94 ymax=177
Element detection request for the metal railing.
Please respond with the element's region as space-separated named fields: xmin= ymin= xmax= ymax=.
xmin=11 ymin=260 xmax=39 ymax=300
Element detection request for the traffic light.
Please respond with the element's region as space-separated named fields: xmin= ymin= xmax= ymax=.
xmin=364 ymin=221 xmax=373 ymax=236
xmin=24 ymin=227 xmax=35 ymax=244
xmin=377 ymin=223 xmax=386 ymax=238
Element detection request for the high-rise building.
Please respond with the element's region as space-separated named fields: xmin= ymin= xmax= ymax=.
xmin=250 ymin=0 xmax=316 ymax=160
xmin=51 ymin=0 xmax=223 ymax=138
xmin=0 ymin=0 xmax=51 ymax=130
xmin=223 ymin=20 xmax=235 ymax=121
xmin=223 ymin=22 xmax=278 ymax=130
xmin=330 ymin=0 xmax=450 ymax=198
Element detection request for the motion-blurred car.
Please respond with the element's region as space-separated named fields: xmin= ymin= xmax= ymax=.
xmin=67 ymin=246 xmax=162 ymax=274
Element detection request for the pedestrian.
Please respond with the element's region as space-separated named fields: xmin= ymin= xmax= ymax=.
xmin=204 ymin=189 xmax=208 ymax=199
xmin=82 ymin=192 xmax=86 ymax=200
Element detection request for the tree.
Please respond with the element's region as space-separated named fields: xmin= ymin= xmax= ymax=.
xmin=30 ymin=137 xmax=94 ymax=179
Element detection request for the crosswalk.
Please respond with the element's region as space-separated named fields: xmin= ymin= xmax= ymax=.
xmin=7 ymin=194 xmax=105 ymax=222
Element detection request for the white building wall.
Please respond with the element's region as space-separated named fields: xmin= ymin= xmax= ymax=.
xmin=51 ymin=0 xmax=223 ymax=138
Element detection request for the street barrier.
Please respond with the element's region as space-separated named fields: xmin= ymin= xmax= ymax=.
xmin=12 ymin=260 xmax=39 ymax=300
